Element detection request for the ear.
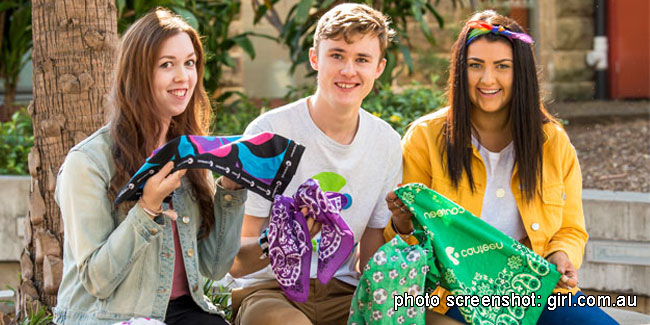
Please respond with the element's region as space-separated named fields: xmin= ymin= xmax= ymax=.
xmin=375 ymin=57 xmax=387 ymax=79
xmin=309 ymin=47 xmax=318 ymax=71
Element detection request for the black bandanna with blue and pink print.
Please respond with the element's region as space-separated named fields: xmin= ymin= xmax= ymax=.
xmin=114 ymin=132 xmax=305 ymax=205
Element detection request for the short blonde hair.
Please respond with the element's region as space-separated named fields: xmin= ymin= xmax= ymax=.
xmin=313 ymin=3 xmax=395 ymax=56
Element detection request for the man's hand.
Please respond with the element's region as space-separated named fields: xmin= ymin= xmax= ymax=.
xmin=385 ymin=190 xmax=413 ymax=234
xmin=547 ymin=251 xmax=579 ymax=289
xmin=303 ymin=207 xmax=322 ymax=238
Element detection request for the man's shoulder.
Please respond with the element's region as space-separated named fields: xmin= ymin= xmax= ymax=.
xmin=360 ymin=109 xmax=401 ymax=142
xmin=257 ymin=98 xmax=306 ymax=121
xmin=245 ymin=98 xmax=306 ymax=135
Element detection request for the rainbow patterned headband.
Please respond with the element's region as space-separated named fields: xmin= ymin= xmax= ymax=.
xmin=466 ymin=20 xmax=534 ymax=45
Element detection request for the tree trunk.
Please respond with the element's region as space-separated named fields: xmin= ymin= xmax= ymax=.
xmin=20 ymin=0 xmax=117 ymax=317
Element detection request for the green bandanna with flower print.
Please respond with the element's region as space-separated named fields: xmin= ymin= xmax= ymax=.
xmin=349 ymin=183 xmax=561 ymax=325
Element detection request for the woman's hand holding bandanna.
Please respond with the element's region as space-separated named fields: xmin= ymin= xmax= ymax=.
xmin=140 ymin=161 xmax=186 ymax=220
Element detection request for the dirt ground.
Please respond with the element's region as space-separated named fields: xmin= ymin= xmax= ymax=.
xmin=564 ymin=114 xmax=649 ymax=193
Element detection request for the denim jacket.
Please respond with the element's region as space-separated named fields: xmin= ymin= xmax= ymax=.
xmin=53 ymin=126 xmax=246 ymax=324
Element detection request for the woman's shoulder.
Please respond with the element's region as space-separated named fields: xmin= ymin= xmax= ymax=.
xmin=63 ymin=125 xmax=114 ymax=178
xmin=542 ymin=120 xmax=572 ymax=146
xmin=70 ymin=125 xmax=112 ymax=154
xmin=405 ymin=107 xmax=449 ymax=137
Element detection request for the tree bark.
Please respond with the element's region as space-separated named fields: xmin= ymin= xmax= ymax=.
xmin=21 ymin=0 xmax=117 ymax=316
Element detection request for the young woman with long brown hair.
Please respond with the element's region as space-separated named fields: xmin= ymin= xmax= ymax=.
xmin=384 ymin=10 xmax=615 ymax=324
xmin=54 ymin=8 xmax=244 ymax=324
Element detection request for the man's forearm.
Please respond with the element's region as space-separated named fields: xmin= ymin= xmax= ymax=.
xmin=229 ymin=237 xmax=270 ymax=278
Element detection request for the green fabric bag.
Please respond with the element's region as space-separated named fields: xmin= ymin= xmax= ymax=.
xmin=349 ymin=183 xmax=561 ymax=325
xmin=349 ymin=234 xmax=435 ymax=324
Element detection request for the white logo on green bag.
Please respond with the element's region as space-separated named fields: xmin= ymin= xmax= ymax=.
xmin=423 ymin=206 xmax=466 ymax=219
xmin=445 ymin=242 xmax=504 ymax=266
xmin=446 ymin=247 xmax=460 ymax=265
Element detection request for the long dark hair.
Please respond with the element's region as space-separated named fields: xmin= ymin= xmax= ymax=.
xmin=445 ymin=10 xmax=554 ymax=201
xmin=108 ymin=8 xmax=215 ymax=238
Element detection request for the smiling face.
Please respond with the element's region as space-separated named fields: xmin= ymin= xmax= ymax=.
xmin=309 ymin=34 xmax=386 ymax=111
xmin=466 ymin=38 xmax=514 ymax=115
xmin=152 ymin=32 xmax=197 ymax=123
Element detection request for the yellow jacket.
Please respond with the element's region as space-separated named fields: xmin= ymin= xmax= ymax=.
xmin=384 ymin=108 xmax=587 ymax=312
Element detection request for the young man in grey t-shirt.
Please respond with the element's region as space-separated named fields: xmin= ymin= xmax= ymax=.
xmin=229 ymin=4 xmax=402 ymax=324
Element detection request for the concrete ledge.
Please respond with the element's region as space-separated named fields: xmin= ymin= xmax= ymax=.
xmin=583 ymin=189 xmax=650 ymax=203
xmin=0 ymin=289 xmax=14 ymax=314
xmin=546 ymin=100 xmax=650 ymax=119
xmin=602 ymin=307 xmax=650 ymax=324
xmin=0 ymin=176 xmax=29 ymax=262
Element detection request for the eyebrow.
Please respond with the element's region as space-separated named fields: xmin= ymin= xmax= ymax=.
xmin=158 ymin=52 xmax=196 ymax=61
xmin=467 ymin=57 xmax=513 ymax=64
xmin=328 ymin=47 xmax=372 ymax=58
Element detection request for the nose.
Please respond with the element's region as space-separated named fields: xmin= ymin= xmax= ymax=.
xmin=480 ymin=66 xmax=496 ymax=85
xmin=173 ymin=66 xmax=188 ymax=83
xmin=340 ymin=60 xmax=356 ymax=77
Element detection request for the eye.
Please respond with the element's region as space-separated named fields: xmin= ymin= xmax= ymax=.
xmin=160 ymin=62 xmax=172 ymax=68
xmin=356 ymin=58 xmax=369 ymax=63
xmin=497 ymin=63 xmax=511 ymax=69
xmin=185 ymin=59 xmax=195 ymax=67
xmin=331 ymin=53 xmax=343 ymax=60
xmin=468 ymin=62 xmax=481 ymax=69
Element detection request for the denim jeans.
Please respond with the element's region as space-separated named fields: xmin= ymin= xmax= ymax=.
xmin=445 ymin=291 xmax=617 ymax=324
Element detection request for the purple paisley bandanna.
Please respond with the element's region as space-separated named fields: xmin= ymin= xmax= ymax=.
xmin=269 ymin=179 xmax=355 ymax=302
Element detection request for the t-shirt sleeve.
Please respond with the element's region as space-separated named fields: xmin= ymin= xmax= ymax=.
xmin=243 ymin=117 xmax=273 ymax=218
xmin=366 ymin=134 xmax=403 ymax=228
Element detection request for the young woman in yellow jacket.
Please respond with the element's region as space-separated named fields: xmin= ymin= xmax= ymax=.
xmin=384 ymin=10 xmax=615 ymax=324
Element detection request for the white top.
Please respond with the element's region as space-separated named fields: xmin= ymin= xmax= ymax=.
xmin=472 ymin=135 xmax=527 ymax=241
xmin=235 ymin=97 xmax=402 ymax=287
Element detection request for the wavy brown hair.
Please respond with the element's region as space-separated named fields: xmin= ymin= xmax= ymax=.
xmin=108 ymin=8 xmax=215 ymax=238
xmin=444 ymin=10 xmax=555 ymax=201
xmin=313 ymin=3 xmax=396 ymax=56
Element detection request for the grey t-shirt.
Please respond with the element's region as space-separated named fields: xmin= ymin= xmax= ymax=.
xmin=238 ymin=97 xmax=402 ymax=286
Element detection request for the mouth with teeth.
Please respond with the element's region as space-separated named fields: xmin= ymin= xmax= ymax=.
xmin=169 ymin=88 xmax=188 ymax=98
xmin=335 ymin=82 xmax=359 ymax=90
xmin=478 ymin=88 xmax=501 ymax=96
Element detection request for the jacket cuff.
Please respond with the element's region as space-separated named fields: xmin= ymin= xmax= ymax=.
xmin=131 ymin=203 xmax=165 ymax=241
xmin=544 ymin=243 xmax=584 ymax=270
xmin=215 ymin=179 xmax=247 ymax=208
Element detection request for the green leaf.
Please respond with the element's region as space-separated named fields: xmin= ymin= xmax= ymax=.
xmin=253 ymin=4 xmax=268 ymax=24
xmin=425 ymin=3 xmax=444 ymax=29
xmin=410 ymin=3 xmax=434 ymax=44
xmin=115 ymin=0 xmax=126 ymax=16
xmin=318 ymin=0 xmax=336 ymax=9
xmin=233 ymin=35 xmax=256 ymax=59
xmin=295 ymin=0 xmax=313 ymax=25
xmin=0 ymin=2 xmax=18 ymax=12
xmin=399 ymin=43 xmax=414 ymax=73
xmin=172 ymin=6 xmax=199 ymax=30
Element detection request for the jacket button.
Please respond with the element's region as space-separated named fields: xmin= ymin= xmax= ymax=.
xmin=531 ymin=223 xmax=540 ymax=231
xmin=150 ymin=228 xmax=158 ymax=235
xmin=496 ymin=188 xmax=505 ymax=198
xmin=187 ymin=249 xmax=194 ymax=257
xmin=224 ymin=194 xmax=233 ymax=202
xmin=182 ymin=216 xmax=190 ymax=224
xmin=193 ymin=284 xmax=199 ymax=292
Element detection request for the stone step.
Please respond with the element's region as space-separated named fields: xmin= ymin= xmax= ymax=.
xmin=579 ymin=189 xmax=650 ymax=297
